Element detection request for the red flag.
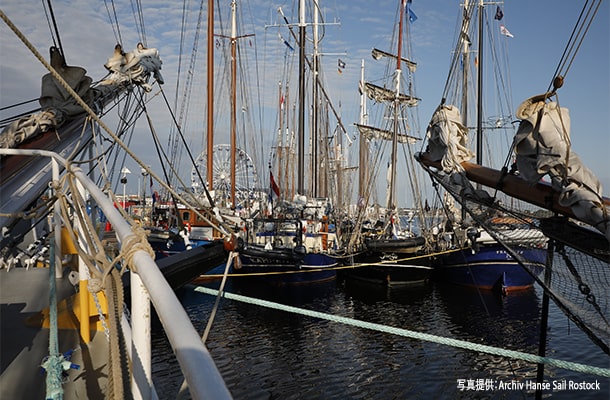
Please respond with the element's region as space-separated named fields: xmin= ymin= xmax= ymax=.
xmin=270 ymin=172 xmax=280 ymax=197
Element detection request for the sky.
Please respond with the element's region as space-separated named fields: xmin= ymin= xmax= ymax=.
xmin=1 ymin=0 xmax=608 ymax=206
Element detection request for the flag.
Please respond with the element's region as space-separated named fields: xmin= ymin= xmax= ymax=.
xmin=338 ymin=59 xmax=346 ymax=69
xmin=406 ymin=1 xmax=417 ymax=23
xmin=500 ymin=24 xmax=514 ymax=38
xmin=270 ymin=172 xmax=280 ymax=197
xmin=278 ymin=33 xmax=294 ymax=51
xmin=152 ymin=190 xmax=159 ymax=206
xmin=494 ymin=6 xmax=504 ymax=20
xmin=337 ymin=68 xmax=342 ymax=74
xmin=408 ymin=7 xmax=417 ymax=23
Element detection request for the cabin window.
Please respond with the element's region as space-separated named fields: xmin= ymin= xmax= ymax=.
xmin=182 ymin=212 xmax=190 ymax=222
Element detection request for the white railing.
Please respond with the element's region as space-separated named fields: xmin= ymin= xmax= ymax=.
xmin=0 ymin=148 xmax=232 ymax=399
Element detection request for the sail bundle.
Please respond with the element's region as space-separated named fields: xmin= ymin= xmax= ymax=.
xmin=355 ymin=123 xmax=418 ymax=144
xmin=362 ymin=82 xmax=420 ymax=106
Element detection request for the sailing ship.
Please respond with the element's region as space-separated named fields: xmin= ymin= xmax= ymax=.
xmin=234 ymin=0 xmax=342 ymax=285
xmin=417 ymin=0 xmax=609 ymax=354
xmin=0 ymin=3 xmax=234 ymax=398
xmin=342 ymin=0 xmax=433 ymax=286
xmin=416 ymin=1 xmax=547 ymax=294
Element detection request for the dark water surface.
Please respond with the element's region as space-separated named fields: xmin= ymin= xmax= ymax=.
xmin=152 ymin=276 xmax=609 ymax=399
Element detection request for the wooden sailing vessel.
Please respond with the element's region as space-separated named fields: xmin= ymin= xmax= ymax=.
xmin=417 ymin=0 xmax=609 ymax=354
xmin=416 ymin=1 xmax=548 ymax=293
xmin=234 ymin=0 xmax=342 ymax=284
xmin=343 ymin=0 xmax=433 ymax=286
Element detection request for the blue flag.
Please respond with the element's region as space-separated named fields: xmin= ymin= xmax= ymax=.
xmin=407 ymin=5 xmax=417 ymax=23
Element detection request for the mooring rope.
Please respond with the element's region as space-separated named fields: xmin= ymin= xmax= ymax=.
xmin=194 ymin=286 xmax=610 ymax=378
xmin=42 ymin=235 xmax=64 ymax=400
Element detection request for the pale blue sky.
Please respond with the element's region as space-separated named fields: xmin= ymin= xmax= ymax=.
xmin=1 ymin=0 xmax=608 ymax=202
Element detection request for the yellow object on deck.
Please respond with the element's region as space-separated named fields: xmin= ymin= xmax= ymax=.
xmin=39 ymin=286 xmax=108 ymax=341
xmin=61 ymin=226 xmax=79 ymax=255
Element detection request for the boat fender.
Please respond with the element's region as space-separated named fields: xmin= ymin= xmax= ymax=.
xmin=466 ymin=228 xmax=480 ymax=253
xmin=224 ymin=234 xmax=238 ymax=251
xmin=293 ymin=245 xmax=306 ymax=256
xmin=233 ymin=256 xmax=242 ymax=270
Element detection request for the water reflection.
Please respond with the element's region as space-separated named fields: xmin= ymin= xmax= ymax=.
xmin=150 ymin=279 xmax=607 ymax=399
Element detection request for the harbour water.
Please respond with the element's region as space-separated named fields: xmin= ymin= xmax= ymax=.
xmin=152 ymin=275 xmax=608 ymax=399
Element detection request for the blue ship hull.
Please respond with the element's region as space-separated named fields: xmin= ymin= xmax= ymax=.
xmin=434 ymin=244 xmax=546 ymax=293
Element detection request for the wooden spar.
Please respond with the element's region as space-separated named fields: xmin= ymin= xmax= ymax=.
xmin=476 ymin=0 xmax=483 ymax=165
xmin=207 ymin=0 xmax=214 ymax=190
xmin=312 ymin=0 xmax=319 ymax=197
xmin=230 ymin=0 xmax=237 ymax=209
xmin=387 ymin=0 xmax=407 ymax=211
xmin=358 ymin=60 xmax=369 ymax=202
xmin=417 ymin=152 xmax=610 ymax=218
xmin=297 ymin=0 xmax=305 ymax=194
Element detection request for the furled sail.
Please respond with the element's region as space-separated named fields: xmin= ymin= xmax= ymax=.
xmin=371 ymin=48 xmax=417 ymax=73
xmin=424 ymin=104 xmax=475 ymax=172
xmin=513 ymin=94 xmax=610 ymax=241
xmin=363 ymin=82 xmax=420 ymax=106
xmin=0 ymin=43 xmax=163 ymax=149
xmin=355 ymin=123 xmax=419 ymax=144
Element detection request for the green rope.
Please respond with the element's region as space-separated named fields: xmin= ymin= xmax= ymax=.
xmin=45 ymin=236 xmax=64 ymax=400
xmin=194 ymin=286 xmax=610 ymax=378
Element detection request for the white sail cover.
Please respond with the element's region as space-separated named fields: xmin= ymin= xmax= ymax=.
xmin=425 ymin=104 xmax=475 ymax=173
xmin=514 ymin=95 xmax=610 ymax=240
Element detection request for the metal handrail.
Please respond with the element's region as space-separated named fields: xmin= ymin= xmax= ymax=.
xmin=0 ymin=148 xmax=232 ymax=399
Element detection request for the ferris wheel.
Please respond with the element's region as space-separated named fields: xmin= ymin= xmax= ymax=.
xmin=191 ymin=144 xmax=258 ymax=208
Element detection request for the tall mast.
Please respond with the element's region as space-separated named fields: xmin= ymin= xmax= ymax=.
xmin=230 ymin=0 xmax=237 ymax=208
xmin=388 ymin=0 xmax=406 ymax=211
xmin=312 ymin=0 xmax=320 ymax=197
xmin=297 ymin=0 xmax=306 ymax=195
xmin=358 ymin=59 xmax=369 ymax=203
xmin=460 ymin=2 xmax=471 ymax=128
xmin=206 ymin=0 xmax=214 ymax=190
xmin=476 ymin=0 xmax=484 ymax=165
xmin=277 ymin=81 xmax=283 ymax=199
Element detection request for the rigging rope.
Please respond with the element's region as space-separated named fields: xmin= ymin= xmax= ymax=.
xmin=194 ymin=286 xmax=610 ymax=378
xmin=0 ymin=9 xmax=232 ymax=235
xmin=103 ymin=0 xmax=123 ymax=46
xmin=548 ymin=0 xmax=603 ymax=92
xmin=42 ymin=0 xmax=65 ymax=63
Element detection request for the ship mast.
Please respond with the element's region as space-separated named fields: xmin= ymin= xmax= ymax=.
xmin=297 ymin=0 xmax=306 ymax=195
xmin=229 ymin=0 xmax=237 ymax=208
xmin=476 ymin=0 xmax=484 ymax=165
xmin=206 ymin=0 xmax=214 ymax=191
xmin=387 ymin=0 xmax=407 ymax=211
xmin=358 ymin=59 xmax=369 ymax=204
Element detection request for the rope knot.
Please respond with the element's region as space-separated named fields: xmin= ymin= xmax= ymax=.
xmin=88 ymin=277 xmax=104 ymax=293
xmin=120 ymin=223 xmax=155 ymax=273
